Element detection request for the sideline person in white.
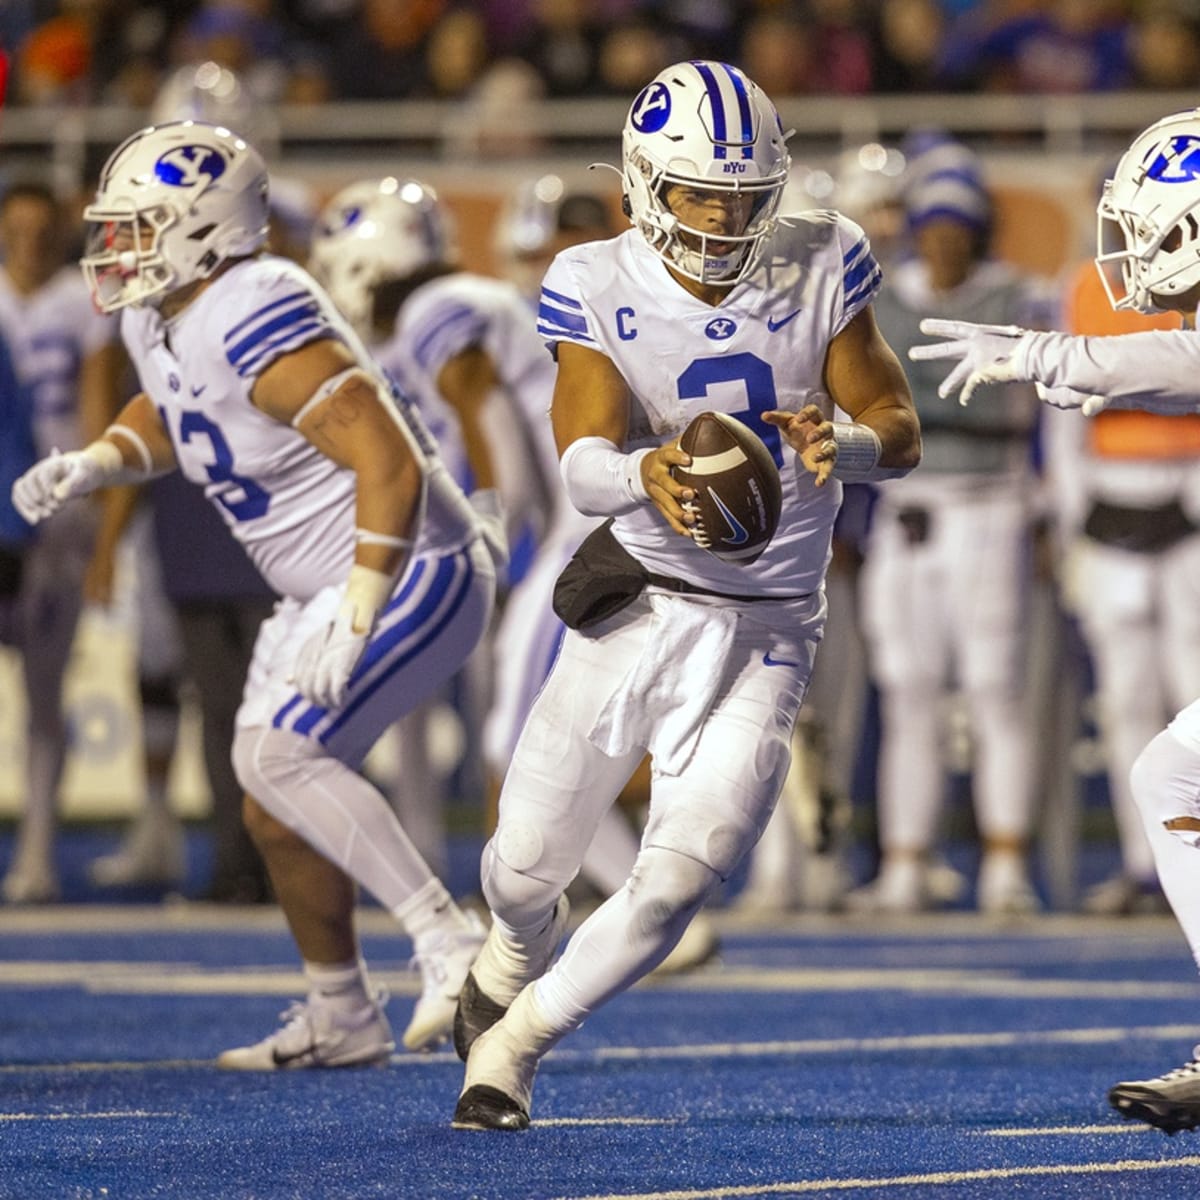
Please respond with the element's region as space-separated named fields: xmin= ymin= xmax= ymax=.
xmin=450 ymin=60 xmax=921 ymax=1131
xmin=910 ymin=107 xmax=1200 ymax=1135
xmin=11 ymin=120 xmax=501 ymax=1064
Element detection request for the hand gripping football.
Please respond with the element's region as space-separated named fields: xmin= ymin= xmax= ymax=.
xmin=673 ymin=411 xmax=783 ymax=564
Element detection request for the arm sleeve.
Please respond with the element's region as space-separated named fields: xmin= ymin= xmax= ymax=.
xmin=1017 ymin=329 xmax=1200 ymax=414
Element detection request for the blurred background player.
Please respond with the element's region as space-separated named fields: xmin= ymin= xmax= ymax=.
xmin=0 ymin=178 xmax=123 ymax=904
xmin=848 ymin=145 xmax=1044 ymax=915
xmin=0 ymin=325 xmax=35 ymax=666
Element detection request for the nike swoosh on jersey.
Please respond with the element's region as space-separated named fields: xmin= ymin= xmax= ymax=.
xmin=766 ymin=308 xmax=801 ymax=332
xmin=191 ymin=385 xmax=206 ymax=397
xmin=762 ymin=651 xmax=802 ymax=668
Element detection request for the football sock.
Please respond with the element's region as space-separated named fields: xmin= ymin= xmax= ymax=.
xmin=303 ymin=958 xmax=372 ymax=1014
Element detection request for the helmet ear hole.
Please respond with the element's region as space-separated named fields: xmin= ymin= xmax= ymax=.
xmin=621 ymin=194 xmax=632 ymax=219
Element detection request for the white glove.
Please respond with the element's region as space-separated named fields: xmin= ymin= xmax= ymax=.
xmin=908 ymin=318 xmax=1033 ymax=406
xmin=292 ymin=564 xmax=392 ymax=708
xmin=469 ymin=487 xmax=509 ymax=572
xmin=1034 ymin=381 xmax=1112 ymax=417
xmin=12 ymin=443 xmax=121 ymax=524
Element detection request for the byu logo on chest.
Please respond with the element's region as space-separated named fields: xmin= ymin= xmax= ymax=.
xmin=705 ymin=317 xmax=737 ymax=340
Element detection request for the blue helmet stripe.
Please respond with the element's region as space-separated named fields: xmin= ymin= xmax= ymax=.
xmin=692 ymin=61 xmax=728 ymax=160
xmin=720 ymin=63 xmax=755 ymax=158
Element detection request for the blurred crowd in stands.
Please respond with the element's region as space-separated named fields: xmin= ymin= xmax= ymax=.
xmin=2 ymin=1 xmax=1200 ymax=113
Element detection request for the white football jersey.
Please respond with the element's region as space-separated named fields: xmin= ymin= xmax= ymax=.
xmin=0 ymin=267 xmax=116 ymax=456
xmin=390 ymin=272 xmax=563 ymax=530
xmin=120 ymin=255 xmax=476 ymax=601
xmin=539 ymin=213 xmax=881 ymax=597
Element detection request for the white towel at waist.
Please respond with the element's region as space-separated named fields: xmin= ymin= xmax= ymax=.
xmin=587 ymin=592 xmax=737 ymax=776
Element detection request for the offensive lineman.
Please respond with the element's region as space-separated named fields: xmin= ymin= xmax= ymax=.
xmin=11 ymin=121 xmax=500 ymax=1063
xmin=451 ymin=60 xmax=921 ymax=1131
xmin=912 ymin=107 xmax=1200 ymax=1134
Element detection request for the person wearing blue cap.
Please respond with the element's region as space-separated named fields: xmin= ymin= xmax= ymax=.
xmin=847 ymin=145 xmax=1045 ymax=915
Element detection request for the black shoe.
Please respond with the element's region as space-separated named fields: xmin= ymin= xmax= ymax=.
xmin=453 ymin=972 xmax=508 ymax=1062
xmin=451 ymin=1084 xmax=529 ymax=1131
xmin=1109 ymin=1053 xmax=1200 ymax=1134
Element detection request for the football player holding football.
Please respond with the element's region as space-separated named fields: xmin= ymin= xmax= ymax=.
xmin=451 ymin=60 xmax=921 ymax=1131
xmin=10 ymin=120 xmax=504 ymax=1063
xmin=912 ymin=107 xmax=1200 ymax=1135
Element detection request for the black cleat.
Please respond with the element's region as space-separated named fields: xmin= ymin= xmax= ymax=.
xmin=453 ymin=972 xmax=509 ymax=1062
xmin=452 ymin=1084 xmax=530 ymax=1131
xmin=1109 ymin=1054 xmax=1200 ymax=1135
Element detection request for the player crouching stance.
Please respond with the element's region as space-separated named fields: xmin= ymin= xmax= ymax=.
xmin=12 ymin=121 xmax=503 ymax=1064
xmin=911 ymin=108 xmax=1200 ymax=1134
xmin=451 ymin=61 xmax=921 ymax=1131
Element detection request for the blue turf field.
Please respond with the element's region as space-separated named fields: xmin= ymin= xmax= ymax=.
xmin=2 ymin=894 xmax=1200 ymax=1200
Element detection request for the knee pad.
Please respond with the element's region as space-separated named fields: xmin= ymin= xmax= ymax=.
xmin=641 ymin=803 xmax=758 ymax=881
xmin=481 ymin=831 xmax=567 ymax=927
xmin=232 ymin=725 xmax=318 ymax=808
xmin=625 ymin=845 xmax=719 ymax=936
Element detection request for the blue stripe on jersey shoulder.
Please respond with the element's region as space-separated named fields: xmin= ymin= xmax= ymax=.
xmin=233 ymin=320 xmax=335 ymax=379
xmin=846 ymin=265 xmax=883 ymax=308
xmin=843 ymin=237 xmax=870 ymax=269
xmin=540 ymin=286 xmax=583 ymax=311
xmin=226 ymin=299 xmax=325 ymax=371
xmin=225 ymin=291 xmax=312 ymax=345
xmin=537 ymin=299 xmax=589 ymax=335
xmin=537 ymin=322 xmax=595 ymax=346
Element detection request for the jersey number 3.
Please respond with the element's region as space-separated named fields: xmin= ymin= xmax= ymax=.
xmin=178 ymin=410 xmax=271 ymax=521
xmin=677 ymin=353 xmax=784 ymax=467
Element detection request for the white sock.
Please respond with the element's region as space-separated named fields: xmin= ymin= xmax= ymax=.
xmin=394 ymin=877 xmax=471 ymax=945
xmin=303 ymin=958 xmax=372 ymax=1014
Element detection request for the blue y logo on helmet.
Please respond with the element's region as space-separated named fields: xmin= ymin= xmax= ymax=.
xmin=630 ymin=82 xmax=671 ymax=134
xmin=155 ymin=145 xmax=228 ymax=188
xmin=1145 ymin=136 xmax=1200 ymax=184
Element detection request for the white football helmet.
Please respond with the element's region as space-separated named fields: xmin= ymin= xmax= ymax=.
xmin=82 ymin=121 xmax=269 ymax=313
xmin=620 ymin=60 xmax=790 ymax=286
xmin=309 ymin=177 xmax=454 ymax=338
xmin=1096 ymin=108 xmax=1200 ymax=313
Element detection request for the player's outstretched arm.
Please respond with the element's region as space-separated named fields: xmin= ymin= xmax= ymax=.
xmin=254 ymin=337 xmax=425 ymax=707
xmin=11 ymin=391 xmax=175 ymax=525
xmin=552 ymin=341 xmax=695 ymax=537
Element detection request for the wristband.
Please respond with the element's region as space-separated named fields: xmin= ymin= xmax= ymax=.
xmin=829 ymin=422 xmax=909 ymax=482
xmin=339 ymin=563 xmax=394 ymax=635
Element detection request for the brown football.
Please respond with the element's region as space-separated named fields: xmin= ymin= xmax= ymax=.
xmin=673 ymin=411 xmax=783 ymax=565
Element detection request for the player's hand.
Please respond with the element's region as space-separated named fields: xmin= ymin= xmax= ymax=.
xmin=908 ymin=319 xmax=1031 ymax=406
xmin=468 ymin=488 xmax=509 ymax=572
xmin=12 ymin=449 xmax=106 ymax=524
xmin=641 ymin=440 xmax=697 ymax=538
xmin=763 ymin=405 xmax=836 ymax=487
xmin=1034 ymin=381 xmax=1112 ymax=416
xmin=293 ymin=607 xmax=370 ymax=709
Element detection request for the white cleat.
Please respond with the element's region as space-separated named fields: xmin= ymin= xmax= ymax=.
xmin=403 ymin=913 xmax=488 ymax=1052
xmin=452 ymin=985 xmax=549 ymax=1131
xmin=217 ymin=994 xmax=394 ymax=1070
